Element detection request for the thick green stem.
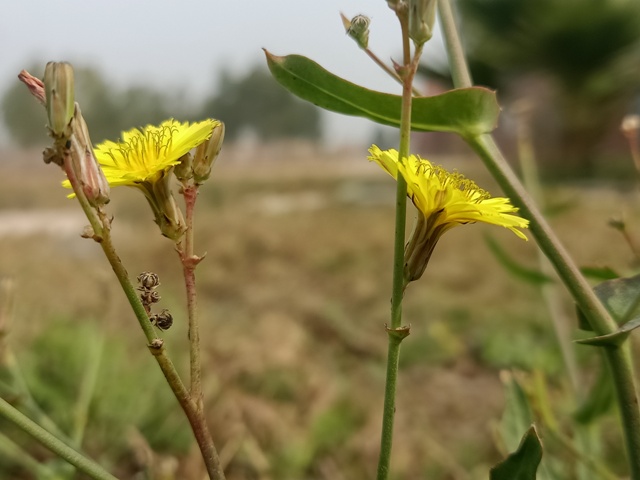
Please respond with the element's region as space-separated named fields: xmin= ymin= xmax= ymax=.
xmin=376 ymin=10 xmax=422 ymax=480
xmin=438 ymin=2 xmax=640 ymax=476
xmin=437 ymin=0 xmax=472 ymax=88
xmin=0 ymin=397 xmax=117 ymax=480
xmin=377 ymin=337 xmax=402 ymax=480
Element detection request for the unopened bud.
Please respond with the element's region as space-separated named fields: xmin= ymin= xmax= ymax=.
xmin=70 ymin=105 xmax=110 ymax=206
xmin=148 ymin=172 xmax=186 ymax=241
xmin=44 ymin=62 xmax=75 ymax=138
xmin=174 ymin=152 xmax=193 ymax=182
xmin=408 ymin=0 xmax=437 ymax=46
xmin=341 ymin=13 xmax=370 ymax=49
xmin=193 ymin=121 xmax=224 ymax=183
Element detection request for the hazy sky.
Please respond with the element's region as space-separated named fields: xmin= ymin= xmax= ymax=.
xmin=0 ymin=1 xmax=446 ymax=145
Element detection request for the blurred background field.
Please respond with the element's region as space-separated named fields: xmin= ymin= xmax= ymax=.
xmin=1 ymin=0 xmax=640 ymax=478
xmin=1 ymin=142 xmax=640 ymax=479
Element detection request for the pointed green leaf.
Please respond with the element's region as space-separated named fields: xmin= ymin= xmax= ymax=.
xmin=264 ymin=51 xmax=500 ymax=137
xmin=490 ymin=426 xmax=543 ymax=480
xmin=577 ymin=273 xmax=640 ymax=345
xmin=576 ymin=317 xmax=640 ymax=346
xmin=484 ymin=234 xmax=551 ymax=286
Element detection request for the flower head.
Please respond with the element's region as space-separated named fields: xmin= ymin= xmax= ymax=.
xmin=96 ymin=119 xmax=219 ymax=187
xmin=64 ymin=118 xmax=219 ymax=240
xmin=368 ymin=145 xmax=529 ymax=282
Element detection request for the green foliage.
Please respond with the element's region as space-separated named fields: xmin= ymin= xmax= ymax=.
xmin=490 ymin=426 xmax=543 ymax=480
xmin=2 ymin=319 xmax=192 ymax=477
xmin=577 ymin=273 xmax=640 ymax=346
xmin=265 ymin=51 xmax=500 ymax=137
xmin=480 ymin=326 xmax=563 ymax=374
xmin=274 ymin=397 xmax=365 ymax=478
xmin=200 ymin=64 xmax=322 ymax=142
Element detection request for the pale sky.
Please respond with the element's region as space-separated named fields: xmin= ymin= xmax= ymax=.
xmin=0 ymin=1 xmax=446 ymax=146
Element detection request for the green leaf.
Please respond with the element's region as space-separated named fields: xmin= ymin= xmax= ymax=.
xmin=264 ymin=51 xmax=500 ymax=137
xmin=579 ymin=266 xmax=619 ymax=282
xmin=484 ymin=234 xmax=551 ymax=286
xmin=490 ymin=426 xmax=543 ymax=480
xmin=576 ymin=317 xmax=640 ymax=347
xmin=577 ymin=273 xmax=640 ymax=345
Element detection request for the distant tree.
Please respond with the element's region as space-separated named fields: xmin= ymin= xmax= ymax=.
xmin=200 ymin=66 xmax=322 ymax=142
xmin=423 ymin=0 xmax=640 ymax=174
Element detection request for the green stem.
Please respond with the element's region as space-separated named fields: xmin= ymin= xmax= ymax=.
xmin=376 ymin=11 xmax=423 ymax=480
xmin=377 ymin=336 xmax=402 ymax=480
xmin=437 ymin=0 xmax=472 ymax=88
xmin=97 ymin=216 xmax=225 ymax=480
xmin=467 ymin=135 xmax=618 ymax=335
xmin=148 ymin=341 xmax=224 ymax=480
xmin=363 ymin=47 xmax=422 ymax=97
xmin=438 ymin=2 xmax=640 ymax=476
xmin=0 ymin=397 xmax=117 ymax=480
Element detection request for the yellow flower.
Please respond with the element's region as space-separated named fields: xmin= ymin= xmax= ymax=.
xmin=368 ymin=145 xmax=529 ymax=283
xmin=95 ymin=118 xmax=219 ymax=186
xmin=64 ymin=118 xmax=220 ymax=240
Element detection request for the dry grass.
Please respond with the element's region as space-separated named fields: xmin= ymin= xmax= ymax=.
xmin=0 ymin=144 xmax=638 ymax=479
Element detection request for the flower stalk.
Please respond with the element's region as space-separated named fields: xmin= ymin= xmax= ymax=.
xmin=376 ymin=7 xmax=421 ymax=479
xmin=437 ymin=0 xmax=640 ymax=476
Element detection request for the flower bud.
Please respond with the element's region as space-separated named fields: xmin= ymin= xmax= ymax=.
xmin=341 ymin=13 xmax=370 ymax=49
xmin=145 ymin=171 xmax=186 ymax=241
xmin=174 ymin=152 xmax=193 ymax=182
xmin=408 ymin=0 xmax=437 ymax=46
xmin=69 ymin=104 xmax=110 ymax=206
xmin=44 ymin=62 xmax=75 ymax=138
xmin=193 ymin=121 xmax=224 ymax=183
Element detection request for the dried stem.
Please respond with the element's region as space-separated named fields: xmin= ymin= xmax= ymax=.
xmin=177 ymin=184 xmax=204 ymax=406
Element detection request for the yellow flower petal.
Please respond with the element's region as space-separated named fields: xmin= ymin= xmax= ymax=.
xmin=368 ymin=145 xmax=529 ymax=239
xmin=97 ymin=118 xmax=220 ymax=186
